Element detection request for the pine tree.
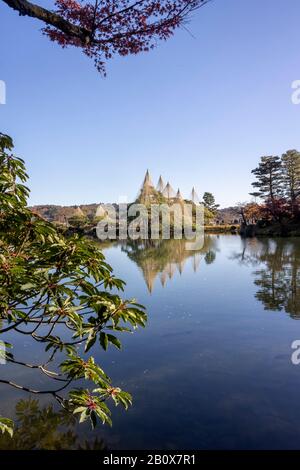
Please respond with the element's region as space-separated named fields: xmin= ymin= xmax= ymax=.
xmin=202 ymin=192 xmax=219 ymax=215
xmin=281 ymin=149 xmax=300 ymax=216
xmin=250 ymin=156 xmax=283 ymax=219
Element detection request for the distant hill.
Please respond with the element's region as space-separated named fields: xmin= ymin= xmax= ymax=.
xmin=30 ymin=203 xmax=241 ymax=226
xmin=216 ymin=207 xmax=241 ymax=225
xmin=30 ymin=204 xmax=102 ymax=223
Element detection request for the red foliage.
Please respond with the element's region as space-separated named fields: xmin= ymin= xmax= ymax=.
xmin=43 ymin=0 xmax=204 ymax=73
xmin=242 ymin=202 xmax=265 ymax=224
xmin=265 ymin=197 xmax=291 ymax=220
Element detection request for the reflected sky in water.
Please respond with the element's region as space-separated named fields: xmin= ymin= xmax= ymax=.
xmin=2 ymin=235 xmax=300 ymax=450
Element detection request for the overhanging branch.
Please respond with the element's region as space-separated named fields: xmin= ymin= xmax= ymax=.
xmin=2 ymin=0 xmax=91 ymax=43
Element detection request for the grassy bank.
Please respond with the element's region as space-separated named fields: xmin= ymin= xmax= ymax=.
xmin=204 ymin=225 xmax=239 ymax=233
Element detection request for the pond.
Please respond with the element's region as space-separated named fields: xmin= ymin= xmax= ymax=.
xmin=1 ymin=234 xmax=300 ymax=450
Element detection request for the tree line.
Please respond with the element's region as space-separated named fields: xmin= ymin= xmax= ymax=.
xmin=240 ymin=150 xmax=300 ymax=231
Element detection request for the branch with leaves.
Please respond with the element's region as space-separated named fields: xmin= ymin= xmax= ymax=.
xmin=0 ymin=132 xmax=147 ymax=437
xmin=2 ymin=0 xmax=209 ymax=73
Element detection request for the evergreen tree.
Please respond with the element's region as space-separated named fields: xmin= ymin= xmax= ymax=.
xmin=250 ymin=156 xmax=283 ymax=219
xmin=281 ymin=149 xmax=300 ymax=216
xmin=202 ymin=192 xmax=219 ymax=215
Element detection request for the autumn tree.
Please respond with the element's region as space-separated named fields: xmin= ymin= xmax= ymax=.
xmin=2 ymin=0 xmax=208 ymax=73
xmin=237 ymin=202 xmax=264 ymax=226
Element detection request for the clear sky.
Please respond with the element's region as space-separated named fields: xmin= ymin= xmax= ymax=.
xmin=1 ymin=0 xmax=300 ymax=208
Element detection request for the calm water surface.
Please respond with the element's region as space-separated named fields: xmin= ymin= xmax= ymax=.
xmin=1 ymin=234 xmax=300 ymax=449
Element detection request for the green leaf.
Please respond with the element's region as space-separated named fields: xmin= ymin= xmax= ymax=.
xmin=99 ymin=332 xmax=108 ymax=351
xmin=107 ymin=334 xmax=122 ymax=350
xmin=0 ymin=417 xmax=14 ymax=437
xmin=79 ymin=410 xmax=89 ymax=423
xmin=84 ymin=331 xmax=97 ymax=353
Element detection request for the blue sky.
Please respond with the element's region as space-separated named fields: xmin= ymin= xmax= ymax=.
xmin=1 ymin=0 xmax=300 ymax=208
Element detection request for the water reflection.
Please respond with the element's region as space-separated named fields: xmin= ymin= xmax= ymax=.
xmin=2 ymin=235 xmax=300 ymax=450
xmin=231 ymin=237 xmax=300 ymax=319
xmin=117 ymin=235 xmax=300 ymax=317
xmin=120 ymin=237 xmax=218 ymax=292
xmin=0 ymin=398 xmax=107 ymax=450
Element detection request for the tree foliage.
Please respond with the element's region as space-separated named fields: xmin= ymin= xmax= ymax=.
xmin=250 ymin=152 xmax=300 ymax=223
xmin=237 ymin=202 xmax=265 ymax=226
xmin=281 ymin=149 xmax=300 ymax=215
xmin=250 ymin=156 xmax=282 ymax=210
xmin=0 ymin=133 xmax=147 ymax=436
xmin=2 ymin=0 xmax=208 ymax=73
xmin=202 ymin=192 xmax=219 ymax=215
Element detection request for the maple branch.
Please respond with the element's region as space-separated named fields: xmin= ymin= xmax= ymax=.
xmin=2 ymin=0 xmax=208 ymax=45
xmin=97 ymin=1 xmax=206 ymax=45
xmin=1 ymin=0 xmax=210 ymax=72
xmin=1 ymin=0 xmax=91 ymax=43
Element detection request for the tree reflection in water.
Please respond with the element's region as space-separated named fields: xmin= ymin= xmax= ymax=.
xmin=231 ymin=238 xmax=300 ymax=319
xmin=121 ymin=237 xmax=218 ymax=292
xmin=0 ymin=398 xmax=107 ymax=450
